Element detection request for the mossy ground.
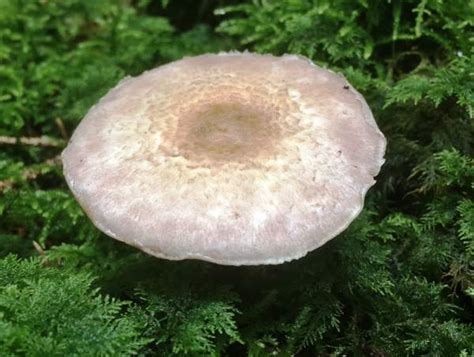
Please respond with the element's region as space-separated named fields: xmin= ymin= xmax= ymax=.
xmin=0 ymin=0 xmax=472 ymax=355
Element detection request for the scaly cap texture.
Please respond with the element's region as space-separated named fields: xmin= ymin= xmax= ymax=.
xmin=62 ymin=52 xmax=386 ymax=265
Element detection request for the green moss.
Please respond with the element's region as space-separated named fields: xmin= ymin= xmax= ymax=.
xmin=0 ymin=0 xmax=472 ymax=355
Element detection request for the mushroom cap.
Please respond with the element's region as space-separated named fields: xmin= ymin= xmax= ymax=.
xmin=62 ymin=52 xmax=386 ymax=265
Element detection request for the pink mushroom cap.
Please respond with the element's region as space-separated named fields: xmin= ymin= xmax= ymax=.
xmin=62 ymin=52 xmax=386 ymax=265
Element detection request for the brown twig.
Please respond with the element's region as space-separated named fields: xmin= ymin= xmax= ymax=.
xmin=0 ymin=135 xmax=65 ymax=147
xmin=55 ymin=118 xmax=69 ymax=140
xmin=0 ymin=156 xmax=61 ymax=192
xmin=33 ymin=241 xmax=46 ymax=256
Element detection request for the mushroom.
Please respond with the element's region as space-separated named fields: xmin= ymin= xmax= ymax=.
xmin=62 ymin=52 xmax=386 ymax=265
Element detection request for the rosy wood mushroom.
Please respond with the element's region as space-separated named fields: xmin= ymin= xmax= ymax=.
xmin=62 ymin=52 xmax=386 ymax=265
